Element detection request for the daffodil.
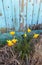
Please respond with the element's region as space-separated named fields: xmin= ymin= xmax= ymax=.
xmin=12 ymin=39 xmax=18 ymax=44
xmin=24 ymin=33 xmax=27 ymax=37
xmin=28 ymin=28 xmax=31 ymax=33
xmin=10 ymin=31 xmax=15 ymax=35
xmin=33 ymin=34 xmax=39 ymax=39
xmin=7 ymin=40 xmax=13 ymax=47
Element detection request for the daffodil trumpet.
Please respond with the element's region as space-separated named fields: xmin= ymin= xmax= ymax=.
xmin=24 ymin=33 xmax=27 ymax=37
xmin=12 ymin=39 xmax=18 ymax=44
xmin=28 ymin=28 xmax=31 ymax=33
xmin=33 ymin=34 xmax=39 ymax=39
xmin=7 ymin=40 xmax=14 ymax=47
xmin=10 ymin=31 xmax=15 ymax=36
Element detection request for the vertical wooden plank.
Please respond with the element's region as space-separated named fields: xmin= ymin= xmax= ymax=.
xmin=27 ymin=0 xmax=34 ymax=26
xmin=38 ymin=1 xmax=42 ymax=24
xmin=10 ymin=0 xmax=15 ymax=30
xmin=19 ymin=0 xmax=21 ymax=31
xmin=24 ymin=0 xmax=27 ymax=29
xmin=19 ymin=0 xmax=24 ymax=31
xmin=15 ymin=0 xmax=19 ymax=31
xmin=12 ymin=0 xmax=19 ymax=31
xmin=20 ymin=0 xmax=28 ymax=31
xmin=21 ymin=0 xmax=24 ymax=12
xmin=31 ymin=0 xmax=34 ymax=25
xmin=0 ymin=0 xmax=5 ymax=29
xmin=11 ymin=0 xmax=15 ymax=31
xmin=24 ymin=0 xmax=28 ymax=30
xmin=3 ymin=0 xmax=13 ymax=31
xmin=36 ymin=0 xmax=41 ymax=24
xmin=32 ymin=0 xmax=39 ymax=25
xmin=26 ymin=0 xmax=28 ymax=29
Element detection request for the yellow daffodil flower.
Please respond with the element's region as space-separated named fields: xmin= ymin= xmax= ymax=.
xmin=12 ymin=39 xmax=18 ymax=44
xmin=7 ymin=40 xmax=13 ymax=47
xmin=24 ymin=33 xmax=27 ymax=37
xmin=33 ymin=34 xmax=39 ymax=39
xmin=10 ymin=31 xmax=15 ymax=35
xmin=28 ymin=28 xmax=31 ymax=33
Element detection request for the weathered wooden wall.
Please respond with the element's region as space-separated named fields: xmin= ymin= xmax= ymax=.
xmin=0 ymin=0 xmax=42 ymax=31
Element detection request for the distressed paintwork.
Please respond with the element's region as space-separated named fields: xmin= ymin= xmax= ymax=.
xmin=0 ymin=0 xmax=42 ymax=31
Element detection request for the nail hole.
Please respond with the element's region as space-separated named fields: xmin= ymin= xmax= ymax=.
xmin=8 ymin=6 xmax=9 ymax=8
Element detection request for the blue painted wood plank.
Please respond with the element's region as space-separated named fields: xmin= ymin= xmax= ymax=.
xmin=27 ymin=0 xmax=34 ymax=26
xmin=12 ymin=0 xmax=19 ymax=31
xmin=0 ymin=0 xmax=6 ymax=28
xmin=24 ymin=0 xmax=27 ymax=27
xmin=38 ymin=3 xmax=42 ymax=24
xmin=32 ymin=0 xmax=39 ymax=24
xmin=10 ymin=0 xmax=15 ymax=29
xmin=3 ymin=0 xmax=13 ymax=29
